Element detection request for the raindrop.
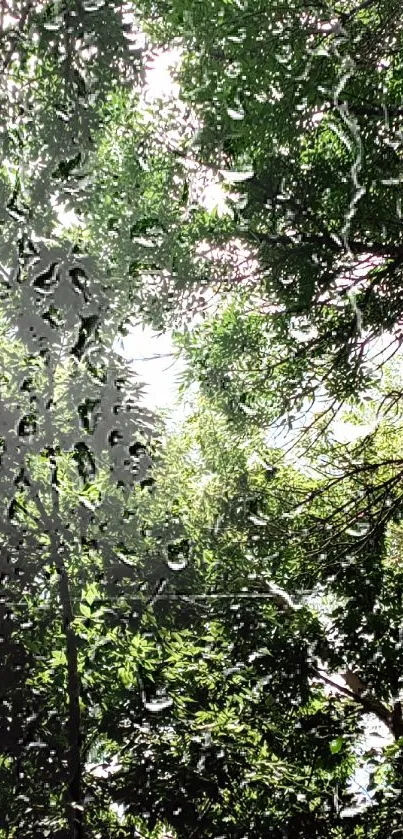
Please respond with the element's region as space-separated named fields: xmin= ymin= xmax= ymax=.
xmin=227 ymin=106 xmax=245 ymax=120
xmin=249 ymin=514 xmax=268 ymax=526
xmin=166 ymin=554 xmax=188 ymax=571
xmin=220 ymin=169 xmax=254 ymax=183
xmin=142 ymin=693 xmax=173 ymax=713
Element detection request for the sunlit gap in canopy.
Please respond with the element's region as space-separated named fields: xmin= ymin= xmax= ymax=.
xmin=46 ymin=24 xmax=259 ymax=420
xmin=116 ymin=57 xmax=259 ymax=419
xmin=263 ymin=247 xmax=403 ymax=462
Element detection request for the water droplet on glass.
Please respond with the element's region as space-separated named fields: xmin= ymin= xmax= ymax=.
xmin=142 ymin=693 xmax=173 ymax=713
xmin=166 ymin=555 xmax=188 ymax=571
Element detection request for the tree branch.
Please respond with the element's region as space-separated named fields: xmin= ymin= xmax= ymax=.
xmin=253 ymin=230 xmax=403 ymax=259
xmin=261 ymin=581 xmax=400 ymax=737
xmin=340 ymin=0 xmax=379 ymax=24
xmin=315 ymin=669 xmax=394 ymax=733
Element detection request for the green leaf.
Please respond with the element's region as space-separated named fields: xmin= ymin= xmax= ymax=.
xmin=330 ymin=737 xmax=344 ymax=754
xmin=79 ymin=603 xmax=92 ymax=618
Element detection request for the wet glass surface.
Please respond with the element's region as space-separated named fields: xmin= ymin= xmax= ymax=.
xmin=1 ymin=2 xmax=403 ymax=837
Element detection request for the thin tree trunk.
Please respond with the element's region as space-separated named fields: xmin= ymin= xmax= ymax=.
xmin=49 ymin=449 xmax=83 ymax=839
xmin=27 ymin=454 xmax=84 ymax=837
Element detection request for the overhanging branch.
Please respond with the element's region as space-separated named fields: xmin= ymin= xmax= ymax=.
xmin=262 ymin=580 xmax=400 ymax=738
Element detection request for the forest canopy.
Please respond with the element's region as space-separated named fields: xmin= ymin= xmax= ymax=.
xmin=1 ymin=1 xmax=403 ymax=837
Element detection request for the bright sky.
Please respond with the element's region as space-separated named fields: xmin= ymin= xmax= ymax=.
xmin=112 ymin=52 xmax=187 ymax=416
xmin=117 ymin=50 xmax=188 ymax=414
xmin=116 ymin=325 xmax=183 ymax=412
xmin=53 ymin=47 xmax=225 ymax=418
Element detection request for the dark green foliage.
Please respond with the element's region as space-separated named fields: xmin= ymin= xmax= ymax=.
xmin=3 ymin=1 xmax=403 ymax=837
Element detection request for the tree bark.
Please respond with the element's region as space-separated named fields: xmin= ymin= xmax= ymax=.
xmin=26 ymin=455 xmax=84 ymax=838
xmin=49 ymin=450 xmax=83 ymax=839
